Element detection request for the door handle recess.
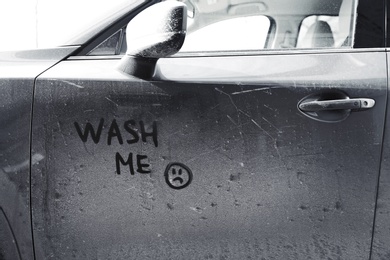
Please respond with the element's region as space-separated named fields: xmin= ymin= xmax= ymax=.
xmin=299 ymin=98 xmax=375 ymax=112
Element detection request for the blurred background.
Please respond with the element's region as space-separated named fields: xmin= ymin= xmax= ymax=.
xmin=0 ymin=0 xmax=130 ymax=52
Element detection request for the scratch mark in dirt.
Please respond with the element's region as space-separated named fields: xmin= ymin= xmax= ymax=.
xmin=209 ymin=103 xmax=221 ymax=111
xmin=231 ymin=86 xmax=282 ymax=95
xmin=227 ymin=115 xmax=237 ymax=126
xmin=263 ymin=104 xmax=275 ymax=111
xmin=59 ymin=80 xmax=85 ymax=89
xmin=216 ymin=87 xmax=282 ymax=159
xmin=105 ymin=97 xmax=119 ymax=107
xmin=216 ymin=88 xmax=247 ymax=138
xmin=250 ymin=119 xmax=281 ymax=159
xmin=261 ymin=116 xmax=282 ymax=133
xmin=215 ymin=87 xmax=239 ymax=112
xmin=83 ymin=109 xmax=95 ymax=113
xmin=250 ymin=119 xmax=274 ymax=140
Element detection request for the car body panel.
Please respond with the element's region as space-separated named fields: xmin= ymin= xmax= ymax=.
xmin=371 ymin=51 xmax=390 ymax=260
xmin=0 ymin=47 xmax=78 ymax=260
xmin=31 ymin=50 xmax=387 ymax=259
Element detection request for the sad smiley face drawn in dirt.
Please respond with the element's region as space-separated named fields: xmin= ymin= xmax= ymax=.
xmin=164 ymin=163 xmax=193 ymax=190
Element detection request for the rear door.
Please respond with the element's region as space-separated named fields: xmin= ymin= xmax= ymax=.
xmin=31 ymin=0 xmax=387 ymax=259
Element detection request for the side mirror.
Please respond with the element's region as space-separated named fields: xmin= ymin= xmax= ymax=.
xmin=118 ymin=1 xmax=187 ymax=79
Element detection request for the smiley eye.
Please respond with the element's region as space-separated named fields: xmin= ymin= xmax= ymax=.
xmin=172 ymin=169 xmax=177 ymax=175
xmin=178 ymin=169 xmax=182 ymax=175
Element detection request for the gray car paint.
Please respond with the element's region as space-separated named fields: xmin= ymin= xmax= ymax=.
xmin=0 ymin=47 xmax=78 ymax=260
xmin=371 ymin=51 xmax=390 ymax=260
xmin=31 ymin=50 xmax=387 ymax=259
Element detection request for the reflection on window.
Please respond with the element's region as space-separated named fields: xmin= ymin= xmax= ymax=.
xmin=297 ymin=16 xmax=351 ymax=48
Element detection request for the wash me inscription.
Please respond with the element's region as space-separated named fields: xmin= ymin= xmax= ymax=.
xmin=74 ymin=119 xmax=158 ymax=175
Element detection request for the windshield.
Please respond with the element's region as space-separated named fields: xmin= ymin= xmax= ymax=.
xmin=0 ymin=0 xmax=141 ymax=52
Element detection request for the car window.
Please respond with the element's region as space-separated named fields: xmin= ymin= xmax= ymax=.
xmin=88 ymin=0 xmax=358 ymax=55
xmin=88 ymin=30 xmax=123 ymax=56
xmin=297 ymin=15 xmax=354 ymax=48
xmin=180 ymin=16 xmax=271 ymax=52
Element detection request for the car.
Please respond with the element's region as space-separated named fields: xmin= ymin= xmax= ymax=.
xmin=1 ymin=0 xmax=389 ymax=259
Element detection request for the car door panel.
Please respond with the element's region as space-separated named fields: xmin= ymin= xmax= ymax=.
xmin=371 ymin=51 xmax=390 ymax=260
xmin=32 ymin=51 xmax=386 ymax=259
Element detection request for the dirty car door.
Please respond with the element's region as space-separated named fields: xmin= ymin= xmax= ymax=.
xmin=31 ymin=0 xmax=387 ymax=259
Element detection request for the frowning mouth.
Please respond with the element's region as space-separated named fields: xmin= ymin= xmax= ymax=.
xmin=172 ymin=177 xmax=184 ymax=184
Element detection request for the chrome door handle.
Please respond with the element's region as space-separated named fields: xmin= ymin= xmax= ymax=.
xmin=299 ymin=98 xmax=375 ymax=112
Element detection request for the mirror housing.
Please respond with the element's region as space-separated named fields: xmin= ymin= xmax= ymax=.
xmin=118 ymin=1 xmax=187 ymax=79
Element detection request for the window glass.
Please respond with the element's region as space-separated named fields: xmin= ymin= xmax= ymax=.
xmin=180 ymin=16 xmax=270 ymax=52
xmin=88 ymin=0 xmax=358 ymax=55
xmin=88 ymin=30 xmax=122 ymax=56
xmin=179 ymin=0 xmax=357 ymax=51
xmin=297 ymin=15 xmax=353 ymax=48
